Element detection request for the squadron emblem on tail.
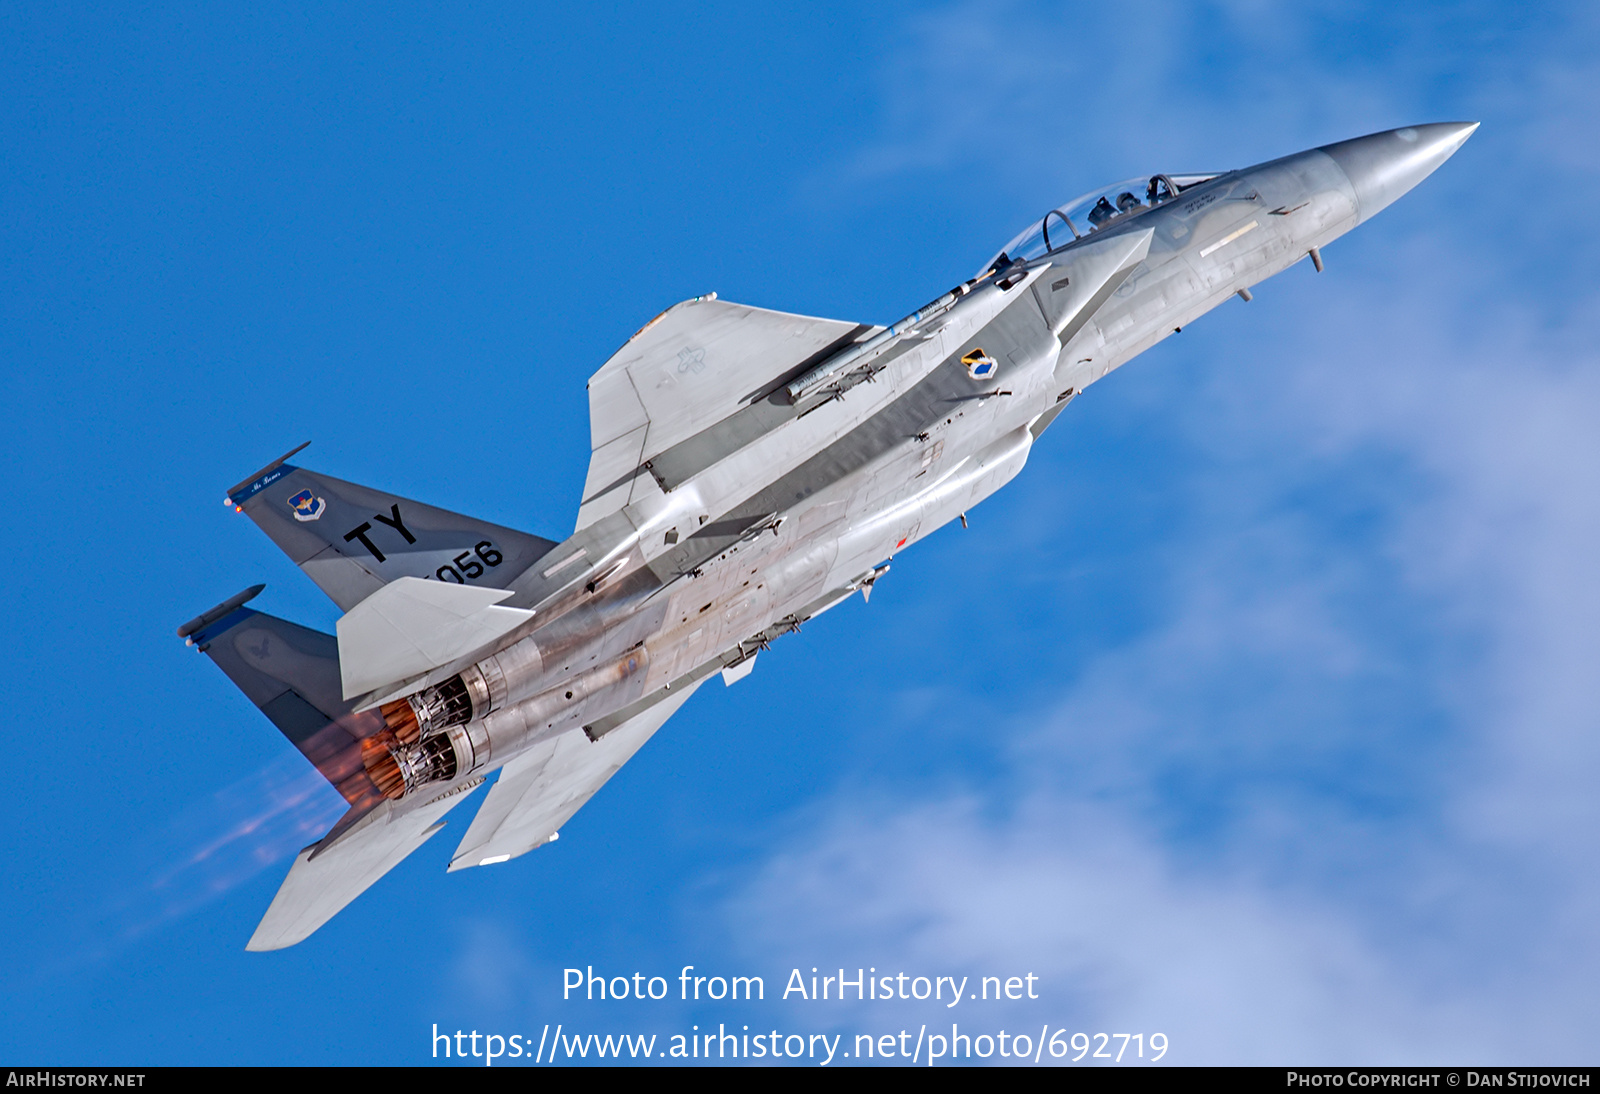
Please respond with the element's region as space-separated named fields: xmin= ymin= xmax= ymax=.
xmin=288 ymin=488 xmax=326 ymax=522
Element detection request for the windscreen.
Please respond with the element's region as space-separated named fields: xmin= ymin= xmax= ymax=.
xmin=983 ymin=173 xmax=1221 ymax=274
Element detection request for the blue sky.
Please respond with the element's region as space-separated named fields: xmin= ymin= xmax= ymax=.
xmin=3 ymin=0 xmax=1597 ymax=1066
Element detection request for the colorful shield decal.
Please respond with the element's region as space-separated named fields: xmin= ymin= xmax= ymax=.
xmin=287 ymin=488 xmax=326 ymax=522
xmin=961 ymin=348 xmax=998 ymax=380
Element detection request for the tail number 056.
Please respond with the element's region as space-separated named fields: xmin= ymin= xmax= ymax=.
xmin=436 ymin=541 xmax=504 ymax=583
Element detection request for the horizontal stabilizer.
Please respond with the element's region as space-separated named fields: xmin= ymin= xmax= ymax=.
xmin=246 ymin=785 xmax=482 ymax=951
xmin=447 ymin=680 xmax=703 ymax=870
xmin=336 ymin=577 xmax=533 ymax=699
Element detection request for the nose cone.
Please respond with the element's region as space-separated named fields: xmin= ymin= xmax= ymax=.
xmin=1320 ymin=122 xmax=1478 ymax=224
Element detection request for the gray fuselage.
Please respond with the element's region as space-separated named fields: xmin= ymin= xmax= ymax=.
xmin=400 ymin=124 xmax=1470 ymax=798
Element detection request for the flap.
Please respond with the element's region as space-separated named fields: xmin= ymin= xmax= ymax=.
xmin=336 ymin=577 xmax=534 ymax=699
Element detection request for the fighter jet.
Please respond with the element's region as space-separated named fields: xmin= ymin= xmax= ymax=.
xmin=180 ymin=122 xmax=1477 ymax=949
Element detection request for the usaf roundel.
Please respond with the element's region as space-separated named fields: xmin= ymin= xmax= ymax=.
xmin=288 ymin=489 xmax=326 ymax=522
xmin=961 ymin=348 xmax=998 ymax=381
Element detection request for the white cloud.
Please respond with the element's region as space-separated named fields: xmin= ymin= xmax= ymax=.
xmin=730 ymin=797 xmax=1516 ymax=1063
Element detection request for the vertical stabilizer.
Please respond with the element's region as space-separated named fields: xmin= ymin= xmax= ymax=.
xmin=226 ymin=454 xmax=559 ymax=611
xmin=187 ymin=597 xmax=388 ymax=819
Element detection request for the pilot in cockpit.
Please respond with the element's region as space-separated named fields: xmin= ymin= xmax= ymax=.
xmin=1115 ymin=191 xmax=1144 ymax=214
xmin=1088 ymin=196 xmax=1118 ymax=228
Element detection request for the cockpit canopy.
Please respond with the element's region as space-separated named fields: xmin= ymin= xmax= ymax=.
xmin=984 ymin=173 xmax=1220 ymax=273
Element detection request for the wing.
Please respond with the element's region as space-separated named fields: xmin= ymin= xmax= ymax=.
xmin=446 ymin=681 xmax=704 ymax=871
xmin=246 ymin=787 xmax=482 ymax=951
xmin=577 ymin=296 xmax=874 ymax=531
